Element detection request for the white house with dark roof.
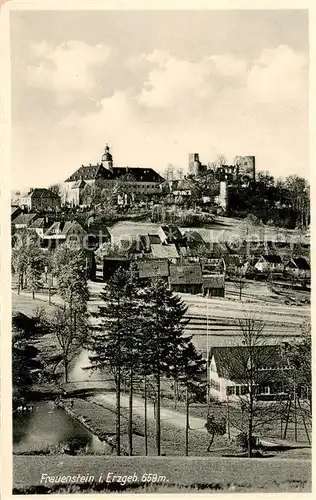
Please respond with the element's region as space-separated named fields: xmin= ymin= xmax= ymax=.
xmin=209 ymin=344 xmax=292 ymax=402
xmin=254 ymin=254 xmax=284 ymax=273
xmin=43 ymin=220 xmax=88 ymax=248
xmin=63 ymin=144 xmax=165 ymax=206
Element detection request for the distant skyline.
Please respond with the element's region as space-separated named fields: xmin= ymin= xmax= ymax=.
xmin=11 ymin=9 xmax=309 ymax=191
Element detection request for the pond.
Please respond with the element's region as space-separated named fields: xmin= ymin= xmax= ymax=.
xmin=13 ymin=401 xmax=111 ymax=455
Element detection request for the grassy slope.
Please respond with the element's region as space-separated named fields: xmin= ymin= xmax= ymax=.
xmin=13 ymin=455 xmax=311 ymax=493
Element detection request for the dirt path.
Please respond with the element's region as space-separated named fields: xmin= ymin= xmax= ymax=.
xmin=92 ymin=392 xmax=208 ymax=434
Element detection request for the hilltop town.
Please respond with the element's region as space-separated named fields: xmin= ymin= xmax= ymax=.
xmin=12 ymin=143 xmax=311 ymax=490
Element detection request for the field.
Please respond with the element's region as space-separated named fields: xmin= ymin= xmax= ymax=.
xmin=109 ymin=216 xmax=309 ymax=244
xmin=13 ymin=455 xmax=311 ymax=493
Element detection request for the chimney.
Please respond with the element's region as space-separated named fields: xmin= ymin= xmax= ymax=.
xmin=29 ymin=188 xmax=33 ymax=193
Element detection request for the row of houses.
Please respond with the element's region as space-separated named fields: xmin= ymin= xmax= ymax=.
xmin=103 ymin=257 xmax=226 ymax=297
xmin=12 ymin=210 xmax=310 ymax=289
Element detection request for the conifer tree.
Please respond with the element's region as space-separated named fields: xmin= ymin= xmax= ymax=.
xmin=139 ymin=278 xmax=189 ymax=455
xmin=88 ymin=268 xmax=138 ymax=455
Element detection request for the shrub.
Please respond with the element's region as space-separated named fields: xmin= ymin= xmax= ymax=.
xmin=235 ymin=432 xmax=256 ymax=450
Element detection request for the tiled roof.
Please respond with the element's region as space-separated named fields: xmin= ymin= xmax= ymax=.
xmin=112 ymin=167 xmax=165 ymax=183
xmin=13 ymin=213 xmax=38 ymax=226
xmin=151 ymin=244 xmax=179 ymax=260
xmin=65 ymin=164 xmax=110 ymax=182
xmin=169 ymin=263 xmax=203 ymax=285
xmin=202 ymin=274 xmax=225 ymax=289
xmin=28 ymin=188 xmax=60 ymax=199
xmin=137 ymin=259 xmax=169 ymax=279
xmin=65 ymin=164 xmax=165 ymax=183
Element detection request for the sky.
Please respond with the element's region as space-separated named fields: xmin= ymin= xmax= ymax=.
xmin=10 ymin=9 xmax=309 ymax=191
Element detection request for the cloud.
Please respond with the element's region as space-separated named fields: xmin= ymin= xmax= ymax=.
xmin=247 ymin=45 xmax=308 ymax=103
xmin=26 ymin=40 xmax=112 ymax=102
xmin=49 ymin=44 xmax=309 ymax=185
xmin=137 ymin=51 xmax=248 ymax=111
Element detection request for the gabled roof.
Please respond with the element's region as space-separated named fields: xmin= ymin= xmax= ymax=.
xmin=183 ymin=231 xmax=206 ymax=247
xmin=210 ymin=344 xmax=290 ymax=382
xmin=137 ymin=259 xmax=169 ymax=279
xmin=286 ymin=257 xmax=310 ymax=271
xmin=27 ymin=188 xmax=60 ymax=199
xmin=169 ymin=263 xmax=203 ymax=285
xmin=202 ymin=274 xmax=225 ymax=289
xmin=224 ymin=254 xmax=244 ymax=267
xmin=29 ymin=217 xmax=46 ymax=229
xmin=260 ymin=254 xmax=283 ymax=264
xmin=44 ymin=220 xmax=87 ymax=237
xmin=160 ymin=225 xmax=183 ymax=241
xmin=151 ymin=244 xmax=179 ymax=260
xmin=13 ymin=213 xmax=38 ymax=226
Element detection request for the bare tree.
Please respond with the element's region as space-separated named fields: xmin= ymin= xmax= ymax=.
xmin=222 ymin=313 xmax=285 ymax=457
xmin=231 ymin=266 xmax=247 ymax=301
xmin=217 ymin=154 xmax=227 ymax=166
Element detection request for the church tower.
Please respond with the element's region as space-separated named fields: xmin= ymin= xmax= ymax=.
xmin=101 ymin=144 xmax=113 ymax=172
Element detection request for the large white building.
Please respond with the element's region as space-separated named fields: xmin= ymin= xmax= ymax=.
xmin=63 ymin=145 xmax=165 ymax=206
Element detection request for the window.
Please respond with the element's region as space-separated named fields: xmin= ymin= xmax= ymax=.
xmin=235 ymin=386 xmax=241 ymax=396
xmin=226 ymin=386 xmax=235 ymax=396
xmin=241 ymin=385 xmax=248 ymax=395
xmin=210 ymin=379 xmax=220 ymax=391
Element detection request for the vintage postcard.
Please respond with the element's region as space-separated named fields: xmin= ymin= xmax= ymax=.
xmin=0 ymin=0 xmax=313 ymax=497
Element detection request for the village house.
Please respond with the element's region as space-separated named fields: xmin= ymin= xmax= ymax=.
xmin=169 ymin=263 xmax=203 ymax=294
xmin=19 ymin=188 xmax=61 ymax=212
xmin=136 ymin=259 xmax=169 ymax=282
xmin=202 ymin=274 xmax=225 ymax=297
xmin=209 ymin=344 xmax=292 ymax=402
xmin=254 ymin=254 xmax=284 ymax=273
xmin=150 ymin=243 xmax=179 ymax=262
xmin=28 ymin=217 xmax=52 ymax=239
xmin=182 ymin=230 xmax=207 ymax=254
xmin=43 ymin=220 xmax=88 ymax=249
xmin=12 ymin=213 xmax=38 ymax=230
xmin=201 ymin=257 xmax=226 ymax=275
xmin=284 ymin=257 xmax=310 ymax=280
xmin=158 ymin=225 xmax=184 ymax=245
